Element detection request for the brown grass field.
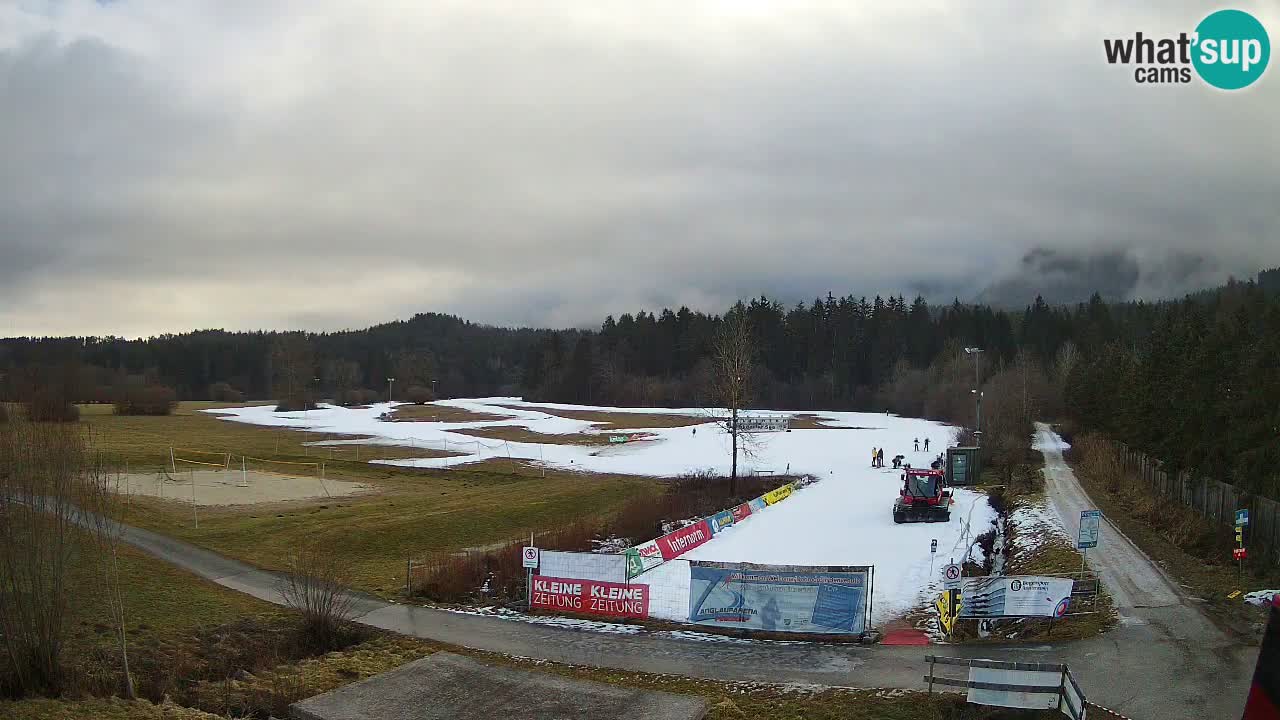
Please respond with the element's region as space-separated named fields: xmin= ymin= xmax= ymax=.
xmin=76 ymin=402 xmax=661 ymax=597
xmin=495 ymin=404 xmax=845 ymax=431
xmin=448 ymin=425 xmax=615 ymax=446
xmin=494 ymin=404 xmax=707 ymax=429
xmin=386 ymin=403 xmax=512 ymax=423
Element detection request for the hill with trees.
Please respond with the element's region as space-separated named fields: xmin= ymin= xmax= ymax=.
xmin=3 ymin=270 xmax=1279 ymax=496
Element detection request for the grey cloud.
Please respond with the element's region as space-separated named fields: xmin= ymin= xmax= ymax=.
xmin=1 ymin=1 xmax=1278 ymax=337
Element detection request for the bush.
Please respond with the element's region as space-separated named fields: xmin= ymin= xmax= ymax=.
xmin=24 ymin=391 xmax=79 ymax=423
xmin=401 ymin=385 xmax=434 ymax=404
xmin=986 ymin=485 xmax=1009 ymax=516
xmin=974 ymin=528 xmax=998 ymax=574
xmin=0 ymin=403 xmax=7 ymax=424
xmin=280 ymin=543 xmax=356 ymax=651
xmin=114 ymin=385 xmax=177 ymax=416
xmin=275 ymin=396 xmax=318 ymax=412
xmin=208 ymin=382 xmax=244 ymax=403
xmin=337 ymin=389 xmax=378 ymax=406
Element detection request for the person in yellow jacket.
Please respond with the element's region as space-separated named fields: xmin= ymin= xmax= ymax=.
xmin=871 ymin=447 xmax=878 ymax=468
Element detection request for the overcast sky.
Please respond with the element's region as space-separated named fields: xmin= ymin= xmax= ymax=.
xmin=3 ymin=1 xmax=1278 ymax=338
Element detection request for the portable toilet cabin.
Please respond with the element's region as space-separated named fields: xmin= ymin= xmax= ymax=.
xmin=946 ymin=446 xmax=981 ymax=486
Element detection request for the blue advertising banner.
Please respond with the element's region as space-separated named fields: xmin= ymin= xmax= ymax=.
xmin=709 ymin=509 xmax=735 ymax=534
xmin=748 ymin=497 xmax=768 ymax=513
xmin=688 ymin=562 xmax=871 ymax=634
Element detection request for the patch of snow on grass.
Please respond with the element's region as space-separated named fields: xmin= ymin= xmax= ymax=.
xmin=209 ymin=397 xmax=985 ymax=625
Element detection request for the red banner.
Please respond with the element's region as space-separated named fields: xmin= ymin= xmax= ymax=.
xmin=657 ymin=519 xmax=713 ymax=560
xmin=730 ymin=503 xmax=752 ymax=523
xmin=530 ymin=576 xmax=649 ymax=619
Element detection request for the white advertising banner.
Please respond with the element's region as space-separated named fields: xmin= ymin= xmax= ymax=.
xmin=967 ymin=667 xmax=1062 ymax=710
xmin=959 ymin=576 xmax=1074 ymax=618
xmin=538 ymin=550 xmax=627 ymax=584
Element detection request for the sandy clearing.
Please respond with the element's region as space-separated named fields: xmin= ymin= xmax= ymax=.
xmin=117 ymin=469 xmax=372 ymax=506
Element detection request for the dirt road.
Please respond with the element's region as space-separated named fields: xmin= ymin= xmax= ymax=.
xmin=1036 ymin=422 xmax=1253 ymax=718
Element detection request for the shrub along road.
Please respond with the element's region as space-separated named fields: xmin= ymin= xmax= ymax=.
xmin=113 ymin=432 xmax=1255 ymax=720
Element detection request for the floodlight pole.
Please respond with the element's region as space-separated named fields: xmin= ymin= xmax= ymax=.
xmin=964 ymin=348 xmax=984 ymax=446
xmin=387 ymin=377 xmax=395 ymax=405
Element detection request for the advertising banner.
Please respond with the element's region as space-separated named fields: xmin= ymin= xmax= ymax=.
xmin=958 ymin=576 xmax=1073 ymax=618
xmin=967 ymin=667 xmax=1062 ymax=711
xmin=748 ymin=497 xmax=768 ymax=513
xmin=730 ymin=502 xmax=753 ymax=523
xmin=530 ymin=575 xmax=649 ymax=619
xmin=539 ymin=550 xmax=626 ymax=584
xmin=625 ymin=539 xmax=663 ymax=579
xmin=709 ymin=509 xmax=735 ymax=534
xmin=762 ymin=483 xmax=794 ymax=505
xmin=688 ymin=562 xmax=870 ymax=634
xmin=1077 ymin=510 xmax=1101 ymax=550
xmin=657 ymin=519 xmax=713 ymax=560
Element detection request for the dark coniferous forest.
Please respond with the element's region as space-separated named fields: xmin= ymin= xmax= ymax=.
xmin=3 ymin=268 xmax=1279 ymax=496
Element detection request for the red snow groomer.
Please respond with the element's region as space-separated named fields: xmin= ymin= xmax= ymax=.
xmin=892 ymin=468 xmax=952 ymax=524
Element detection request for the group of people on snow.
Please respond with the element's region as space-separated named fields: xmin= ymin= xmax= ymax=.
xmin=872 ymin=438 xmax=935 ymax=470
xmin=870 ymin=447 xmax=885 ymax=467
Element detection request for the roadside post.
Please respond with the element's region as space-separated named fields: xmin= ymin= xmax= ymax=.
xmin=522 ymin=541 xmax=539 ymax=607
xmin=1235 ymin=509 xmax=1249 ymax=585
xmin=1077 ymin=510 xmax=1101 ymax=574
xmin=930 ymin=538 xmax=938 ymax=576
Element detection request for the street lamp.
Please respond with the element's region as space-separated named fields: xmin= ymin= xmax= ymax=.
xmin=431 ymin=379 xmax=437 ymax=399
xmin=387 ymin=377 xmax=395 ymax=405
xmin=964 ymin=347 xmax=984 ymax=446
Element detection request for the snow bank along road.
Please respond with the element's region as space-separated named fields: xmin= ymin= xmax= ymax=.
xmin=1036 ymin=423 xmax=1253 ymax=719
xmin=210 ymin=399 xmax=994 ymax=626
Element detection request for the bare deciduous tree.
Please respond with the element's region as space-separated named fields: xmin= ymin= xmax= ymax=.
xmin=0 ymin=417 xmax=81 ymax=695
xmin=279 ymin=541 xmax=356 ymax=650
xmin=79 ymin=460 xmax=136 ymax=699
xmin=706 ymin=304 xmax=759 ymax=496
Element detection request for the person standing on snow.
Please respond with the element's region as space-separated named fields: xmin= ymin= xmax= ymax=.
xmin=877 ymin=448 xmax=885 ymax=468
xmin=871 ymin=447 xmax=878 ymax=468
xmin=914 ymin=438 xmax=919 ymax=452
xmin=924 ymin=437 xmax=930 ymax=452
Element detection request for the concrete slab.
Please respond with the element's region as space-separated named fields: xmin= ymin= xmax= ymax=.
xmin=290 ymin=652 xmax=707 ymax=720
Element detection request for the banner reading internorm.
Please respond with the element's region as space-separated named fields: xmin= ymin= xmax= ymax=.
xmin=656 ymin=518 xmax=713 ymax=560
xmin=624 ymin=482 xmax=797 ymax=579
xmin=957 ymin=576 xmax=1073 ymax=618
xmin=688 ymin=562 xmax=871 ymax=634
xmin=625 ymin=519 xmax=712 ymax=578
xmin=530 ymin=575 xmax=650 ymax=619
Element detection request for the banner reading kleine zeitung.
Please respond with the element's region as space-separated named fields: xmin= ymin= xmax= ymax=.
xmin=688 ymin=561 xmax=871 ymax=634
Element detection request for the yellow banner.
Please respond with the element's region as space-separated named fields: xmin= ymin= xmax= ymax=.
xmin=762 ymin=483 xmax=794 ymax=505
xmin=936 ymin=590 xmax=962 ymax=635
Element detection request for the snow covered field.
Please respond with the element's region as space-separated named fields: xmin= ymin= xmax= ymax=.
xmin=206 ymin=398 xmax=996 ymax=623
